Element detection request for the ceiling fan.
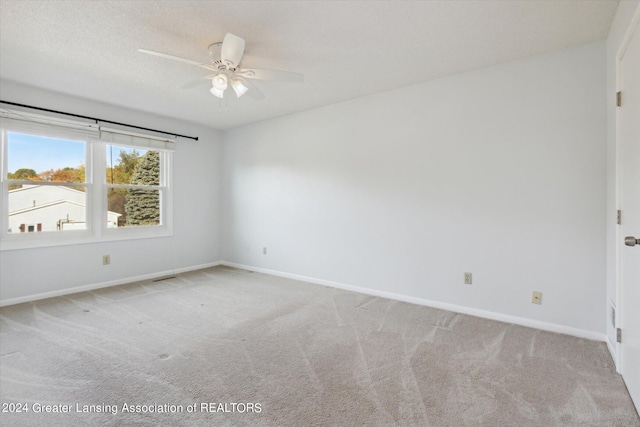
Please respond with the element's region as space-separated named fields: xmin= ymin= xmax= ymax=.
xmin=139 ymin=33 xmax=303 ymax=101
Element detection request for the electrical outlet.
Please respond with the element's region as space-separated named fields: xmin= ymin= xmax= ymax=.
xmin=263 ymin=247 xmax=267 ymax=255
xmin=532 ymin=291 xmax=542 ymax=305
xmin=102 ymin=255 xmax=110 ymax=266
xmin=464 ymin=272 xmax=472 ymax=285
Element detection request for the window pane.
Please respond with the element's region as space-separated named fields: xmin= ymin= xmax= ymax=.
xmin=106 ymin=145 xmax=160 ymax=186
xmin=7 ymin=132 xmax=86 ymax=183
xmin=108 ymin=188 xmax=160 ymax=227
xmin=8 ymin=184 xmax=86 ymax=233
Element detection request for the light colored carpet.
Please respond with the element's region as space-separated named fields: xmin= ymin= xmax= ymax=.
xmin=0 ymin=266 xmax=638 ymax=426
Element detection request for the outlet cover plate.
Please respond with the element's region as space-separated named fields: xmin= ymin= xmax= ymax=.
xmin=532 ymin=291 xmax=542 ymax=305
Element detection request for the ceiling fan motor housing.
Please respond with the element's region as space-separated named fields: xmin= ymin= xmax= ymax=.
xmin=208 ymin=42 xmax=235 ymax=70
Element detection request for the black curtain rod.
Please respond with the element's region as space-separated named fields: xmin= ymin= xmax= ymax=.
xmin=0 ymin=100 xmax=199 ymax=141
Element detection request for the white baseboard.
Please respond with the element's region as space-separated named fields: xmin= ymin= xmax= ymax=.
xmin=0 ymin=261 xmax=222 ymax=307
xmin=606 ymin=336 xmax=621 ymax=373
xmin=3 ymin=260 xmax=608 ymax=343
xmin=221 ymin=261 xmax=606 ymax=342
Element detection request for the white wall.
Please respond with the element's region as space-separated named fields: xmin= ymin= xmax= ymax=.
xmin=605 ymin=0 xmax=640 ymax=357
xmin=222 ymin=42 xmax=607 ymax=335
xmin=0 ymin=80 xmax=223 ymax=304
xmin=0 ymin=39 xmax=611 ymax=338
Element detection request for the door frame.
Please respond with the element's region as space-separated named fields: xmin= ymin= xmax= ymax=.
xmin=614 ymin=5 xmax=640 ymax=372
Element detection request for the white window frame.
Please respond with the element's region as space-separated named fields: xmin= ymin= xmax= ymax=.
xmin=100 ymin=139 xmax=173 ymax=241
xmin=0 ymin=110 xmax=174 ymax=251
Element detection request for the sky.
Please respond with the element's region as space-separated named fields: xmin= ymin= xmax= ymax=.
xmin=7 ymin=132 xmax=85 ymax=173
xmin=7 ymin=132 xmax=143 ymax=175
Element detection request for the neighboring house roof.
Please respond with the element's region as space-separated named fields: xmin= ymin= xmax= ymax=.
xmin=9 ymin=199 xmax=87 ymax=216
xmin=9 ymin=199 xmax=121 ymax=218
xmin=9 ymin=184 xmax=85 ymax=195
xmin=8 ymin=185 xmax=121 ymax=217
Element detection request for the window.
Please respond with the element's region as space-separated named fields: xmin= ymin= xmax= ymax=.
xmin=106 ymin=145 xmax=162 ymax=228
xmin=1 ymin=110 xmax=174 ymax=250
xmin=6 ymin=132 xmax=88 ymax=234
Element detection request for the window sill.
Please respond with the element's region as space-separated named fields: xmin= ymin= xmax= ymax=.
xmin=0 ymin=226 xmax=172 ymax=251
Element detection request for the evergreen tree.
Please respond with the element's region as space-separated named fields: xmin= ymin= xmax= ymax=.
xmin=125 ymin=151 xmax=160 ymax=226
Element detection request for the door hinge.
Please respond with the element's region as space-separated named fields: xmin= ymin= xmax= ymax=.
xmin=617 ymin=210 xmax=622 ymax=225
xmin=617 ymin=328 xmax=622 ymax=343
xmin=616 ymin=91 xmax=622 ymax=107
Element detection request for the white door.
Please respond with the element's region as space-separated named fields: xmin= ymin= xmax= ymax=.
xmin=619 ymin=19 xmax=640 ymax=412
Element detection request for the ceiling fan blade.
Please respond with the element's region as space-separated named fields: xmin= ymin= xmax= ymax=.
xmin=138 ymin=49 xmax=215 ymax=70
xmin=239 ymin=78 xmax=265 ymax=100
xmin=238 ymin=68 xmax=303 ymax=83
xmin=221 ymin=33 xmax=245 ymax=68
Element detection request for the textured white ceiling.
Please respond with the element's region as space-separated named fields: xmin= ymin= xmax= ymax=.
xmin=0 ymin=0 xmax=618 ymax=130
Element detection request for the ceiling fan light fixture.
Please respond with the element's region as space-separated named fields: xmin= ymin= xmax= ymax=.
xmin=210 ymin=86 xmax=225 ymax=98
xmin=212 ymin=73 xmax=228 ymax=91
xmin=231 ymin=78 xmax=249 ymax=98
